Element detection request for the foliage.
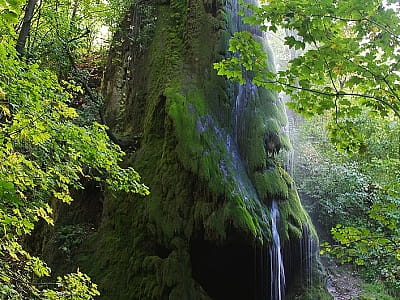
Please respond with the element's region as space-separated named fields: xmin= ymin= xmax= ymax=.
xmin=15 ymin=0 xmax=137 ymax=130
xmin=350 ymin=114 xmax=400 ymax=195
xmin=213 ymin=31 xmax=267 ymax=85
xmin=20 ymin=0 xmax=134 ymax=75
xmin=322 ymin=197 xmax=400 ymax=292
xmin=0 ymin=0 xmax=23 ymax=36
xmin=56 ymin=225 xmax=92 ymax=262
xmin=360 ymin=282 xmax=397 ymax=300
xmin=297 ymin=153 xmax=375 ymax=230
xmin=295 ymin=115 xmax=400 ymax=295
xmin=0 ymin=3 xmax=148 ymax=298
xmin=214 ymin=0 xmax=400 ymax=152
xmin=41 ymin=271 xmax=100 ymax=299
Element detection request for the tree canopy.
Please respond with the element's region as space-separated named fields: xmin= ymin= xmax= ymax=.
xmin=215 ymin=0 xmax=400 ymax=152
xmin=295 ymin=113 xmax=400 ymax=294
xmin=0 ymin=0 xmax=146 ymax=298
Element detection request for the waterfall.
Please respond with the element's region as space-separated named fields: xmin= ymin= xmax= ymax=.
xmin=270 ymin=200 xmax=285 ymax=300
xmin=282 ymin=100 xmax=296 ymax=177
xmin=226 ymin=1 xmax=290 ymax=298
xmin=270 ymin=28 xmax=319 ymax=294
xmin=300 ymin=226 xmax=316 ymax=290
xmin=234 ymin=83 xmax=244 ymax=143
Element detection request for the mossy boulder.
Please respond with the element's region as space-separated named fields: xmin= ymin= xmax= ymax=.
xmin=44 ymin=0 xmax=330 ymax=299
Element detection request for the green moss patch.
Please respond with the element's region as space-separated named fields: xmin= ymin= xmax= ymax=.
xmin=58 ymin=1 xmax=323 ymax=299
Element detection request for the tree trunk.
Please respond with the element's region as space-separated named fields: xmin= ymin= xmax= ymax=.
xmin=16 ymin=0 xmax=38 ymax=56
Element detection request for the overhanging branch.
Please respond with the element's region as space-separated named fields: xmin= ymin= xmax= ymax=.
xmin=260 ymin=78 xmax=400 ymax=119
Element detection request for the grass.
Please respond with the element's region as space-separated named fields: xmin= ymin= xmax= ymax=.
xmin=359 ymin=283 xmax=396 ymax=300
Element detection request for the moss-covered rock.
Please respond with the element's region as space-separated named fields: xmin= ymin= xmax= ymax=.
xmin=43 ymin=0 xmax=330 ymax=299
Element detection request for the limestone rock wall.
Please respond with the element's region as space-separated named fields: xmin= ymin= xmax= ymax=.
xmin=65 ymin=1 xmax=325 ymax=299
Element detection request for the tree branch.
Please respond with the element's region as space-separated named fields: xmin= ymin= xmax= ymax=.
xmin=67 ymin=28 xmax=90 ymax=44
xmin=310 ymin=14 xmax=400 ymax=41
xmin=261 ymin=78 xmax=400 ymax=119
xmin=16 ymin=0 xmax=39 ymax=56
xmin=343 ymin=56 xmax=400 ymax=104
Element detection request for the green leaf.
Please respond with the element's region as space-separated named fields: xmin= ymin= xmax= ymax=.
xmin=0 ymin=9 xmax=18 ymax=23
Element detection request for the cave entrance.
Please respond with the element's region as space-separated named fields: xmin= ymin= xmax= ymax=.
xmin=190 ymin=238 xmax=270 ymax=300
xmin=283 ymin=230 xmax=320 ymax=297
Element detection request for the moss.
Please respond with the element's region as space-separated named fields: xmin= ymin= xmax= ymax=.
xmin=45 ymin=0 xmax=326 ymax=299
xmin=254 ymin=167 xmax=290 ymax=201
xmin=77 ymin=2 xmax=273 ymax=297
xmin=279 ymin=185 xmax=317 ymax=241
xmin=164 ymin=78 xmax=273 ymax=241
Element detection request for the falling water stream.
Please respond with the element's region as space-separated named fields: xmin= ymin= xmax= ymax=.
xmin=270 ymin=200 xmax=286 ymax=300
xmin=225 ymin=0 xmax=315 ymax=298
xmin=300 ymin=226 xmax=315 ymax=290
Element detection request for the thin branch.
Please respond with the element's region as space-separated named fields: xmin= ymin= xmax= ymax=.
xmin=310 ymin=14 xmax=400 ymax=41
xmin=260 ymin=78 xmax=400 ymax=119
xmin=365 ymin=17 xmax=400 ymax=42
xmin=310 ymin=14 xmax=365 ymax=23
xmin=343 ymin=56 xmax=400 ymax=103
xmin=307 ymin=22 xmax=341 ymax=123
xmin=67 ymin=28 xmax=90 ymax=44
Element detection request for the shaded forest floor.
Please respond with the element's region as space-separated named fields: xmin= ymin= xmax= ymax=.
xmin=323 ymin=258 xmax=363 ymax=300
xmin=322 ymin=257 xmax=395 ymax=300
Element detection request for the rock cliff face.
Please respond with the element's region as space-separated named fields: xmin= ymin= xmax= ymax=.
xmin=68 ymin=0 xmax=329 ymax=299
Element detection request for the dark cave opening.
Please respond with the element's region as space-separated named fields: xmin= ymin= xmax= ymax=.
xmin=284 ymin=238 xmax=303 ymax=290
xmin=190 ymin=233 xmax=315 ymax=299
xmin=283 ymin=231 xmax=320 ymax=296
xmin=190 ymin=238 xmax=270 ymax=300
